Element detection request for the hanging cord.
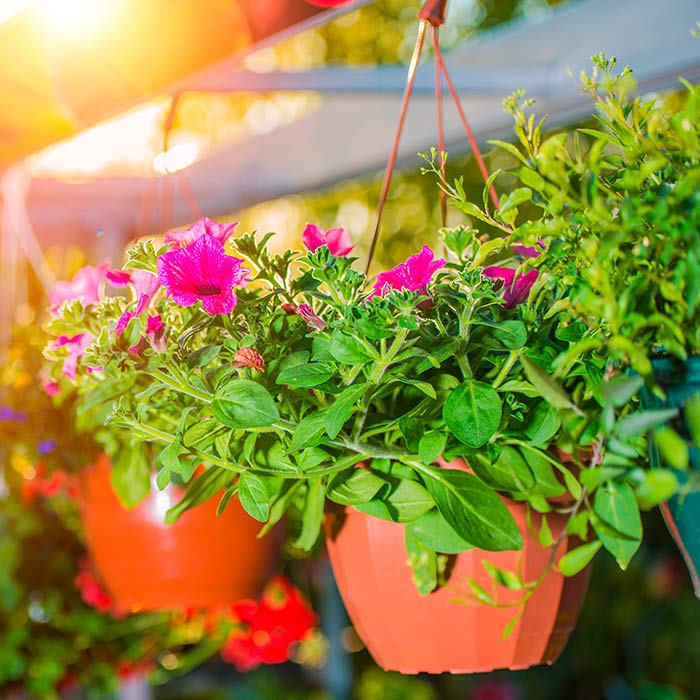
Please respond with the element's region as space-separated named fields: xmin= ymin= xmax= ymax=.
xmin=432 ymin=24 xmax=447 ymax=227
xmin=364 ymin=0 xmax=500 ymax=273
xmin=363 ymin=19 xmax=427 ymax=274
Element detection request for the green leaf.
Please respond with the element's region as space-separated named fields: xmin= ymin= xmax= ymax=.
xmin=482 ymin=561 xmax=523 ymax=590
xmin=295 ymin=478 xmax=325 ymax=551
xmin=157 ymin=440 xmax=182 ymax=474
xmin=187 ymin=345 xmax=221 ymax=370
xmin=216 ymin=484 xmax=238 ymax=516
xmin=330 ymin=329 xmax=373 ymax=364
xmin=475 ymin=446 xmax=534 ymax=492
xmin=497 ymin=380 xmax=540 ymax=397
xmin=419 ymin=431 xmax=447 ymax=466
xmin=211 ymin=380 xmax=279 ymax=429
xmin=579 ymin=467 xmax=625 ymax=492
xmin=524 ymin=403 xmax=561 ymax=445
xmin=491 ymin=320 xmax=528 ymax=349
xmin=594 ymin=481 xmax=642 ymax=539
xmin=634 ymin=469 xmax=679 ymax=510
xmin=405 ymin=528 xmax=437 ymax=596
xmin=601 ymin=375 xmax=644 ymax=407
xmin=276 ymin=363 xmax=333 ymax=388
xmin=407 ymin=509 xmax=474 ymax=554
xmin=614 ymin=409 xmax=679 ymax=439
xmin=521 ymin=356 xmax=581 ymax=414
xmin=399 ymin=417 xmax=424 ymax=451
xmin=325 ymin=384 xmax=368 ymax=439
xmin=498 ymin=187 xmax=532 ymax=215
xmin=520 ymin=448 xmax=566 ymax=498
xmin=326 ymin=469 xmax=388 ymax=506
xmin=396 ymin=378 xmax=437 ymax=399
xmin=238 ymin=472 xmax=270 ymax=522
xmin=166 ymin=467 xmax=232 ymax=524
xmin=591 ymin=512 xmax=641 ymax=570
xmin=422 ymin=467 xmax=522 ymax=551
xmin=558 ymin=541 xmax=602 ymax=576
xmin=686 ymin=393 xmax=700 ymax=448
xmin=653 ymin=427 xmax=689 ymax=470
xmin=156 ymin=467 xmax=171 ymax=491
xmin=539 ymin=515 xmax=553 ymax=547
xmin=289 ymin=412 xmax=328 ymax=452
xmin=111 ymin=445 xmax=151 ymax=508
xmin=182 ymin=419 xmax=220 ymax=449
xmin=443 ymin=380 xmax=502 ymax=448
xmin=384 ymin=479 xmax=434 ymax=522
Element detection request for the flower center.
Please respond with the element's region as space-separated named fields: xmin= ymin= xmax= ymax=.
xmin=196 ymin=282 xmax=222 ymax=296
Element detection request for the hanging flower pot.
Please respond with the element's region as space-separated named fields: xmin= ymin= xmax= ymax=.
xmin=325 ymin=500 xmax=589 ymax=674
xmin=79 ymin=455 xmax=279 ymax=611
xmin=642 ymin=356 xmax=700 ymax=596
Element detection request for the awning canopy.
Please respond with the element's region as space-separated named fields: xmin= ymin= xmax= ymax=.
xmin=17 ymin=0 xmax=700 ymax=248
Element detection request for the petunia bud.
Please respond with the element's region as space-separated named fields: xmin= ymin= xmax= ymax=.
xmin=233 ymin=347 xmax=265 ymax=372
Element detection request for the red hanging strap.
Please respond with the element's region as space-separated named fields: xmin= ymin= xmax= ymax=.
xmin=363 ymin=18 xmax=427 ymax=273
xmin=364 ymin=0 xmax=499 ymax=273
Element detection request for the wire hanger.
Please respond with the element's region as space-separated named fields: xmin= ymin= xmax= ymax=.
xmin=364 ymin=0 xmax=499 ymax=274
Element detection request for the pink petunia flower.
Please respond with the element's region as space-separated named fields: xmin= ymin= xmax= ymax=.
xmin=483 ymin=266 xmax=539 ymax=308
xmin=131 ymin=270 xmax=160 ymax=300
xmin=157 ymin=234 xmax=248 ymax=315
xmin=146 ymin=314 xmax=166 ymax=351
xmin=114 ymin=294 xmax=150 ymax=337
xmin=105 ymin=269 xmax=132 ymax=287
xmin=48 ymin=261 xmax=110 ymax=312
xmin=297 ymin=303 xmax=327 ymax=331
xmin=54 ymin=333 xmax=94 ymax=379
xmin=164 ymin=217 xmax=238 ymax=249
xmin=302 ymin=224 xmax=354 ymax=256
xmin=371 ymin=246 xmax=445 ymax=298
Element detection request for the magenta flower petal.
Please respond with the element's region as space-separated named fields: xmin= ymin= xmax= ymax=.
xmin=302 ymin=224 xmax=354 ymax=256
xmin=325 ymin=227 xmax=354 ymax=256
xmin=54 ymin=333 xmax=94 ymax=379
xmin=483 ymin=266 xmax=538 ymax=308
xmin=372 ymin=246 xmax=445 ymax=297
xmin=114 ymin=294 xmax=150 ymax=337
xmin=157 ymin=233 xmax=247 ymax=316
xmin=164 ymin=217 xmax=238 ymax=248
xmin=106 ymin=270 xmax=132 ymax=287
xmin=131 ymin=270 xmax=160 ymax=300
xmin=512 ymin=239 xmax=546 ymax=259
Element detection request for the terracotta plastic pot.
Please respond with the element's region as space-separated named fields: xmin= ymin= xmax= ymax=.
xmin=80 ymin=456 xmax=279 ymax=611
xmin=326 ymin=501 xmax=589 ymax=674
xmin=642 ymin=356 xmax=700 ymax=597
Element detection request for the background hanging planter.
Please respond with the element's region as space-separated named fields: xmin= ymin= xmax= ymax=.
xmin=325 ymin=500 xmax=589 ymax=674
xmin=80 ymin=455 xmax=279 ymax=611
xmin=642 ymin=356 xmax=700 ymax=596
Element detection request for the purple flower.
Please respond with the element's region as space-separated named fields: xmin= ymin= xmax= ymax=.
xmin=0 ymin=406 xmax=27 ymax=422
xmin=483 ymin=266 xmax=539 ymax=308
xmin=164 ymin=217 xmax=238 ymax=249
xmin=157 ymin=234 xmax=248 ymax=315
xmin=371 ymin=246 xmax=445 ymax=298
xmin=37 ymin=440 xmax=57 ymax=455
xmin=302 ymin=224 xmax=354 ymax=257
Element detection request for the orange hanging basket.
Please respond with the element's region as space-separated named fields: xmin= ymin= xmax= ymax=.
xmin=325 ymin=501 xmax=589 ymax=674
xmin=80 ymin=455 xmax=279 ymax=611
